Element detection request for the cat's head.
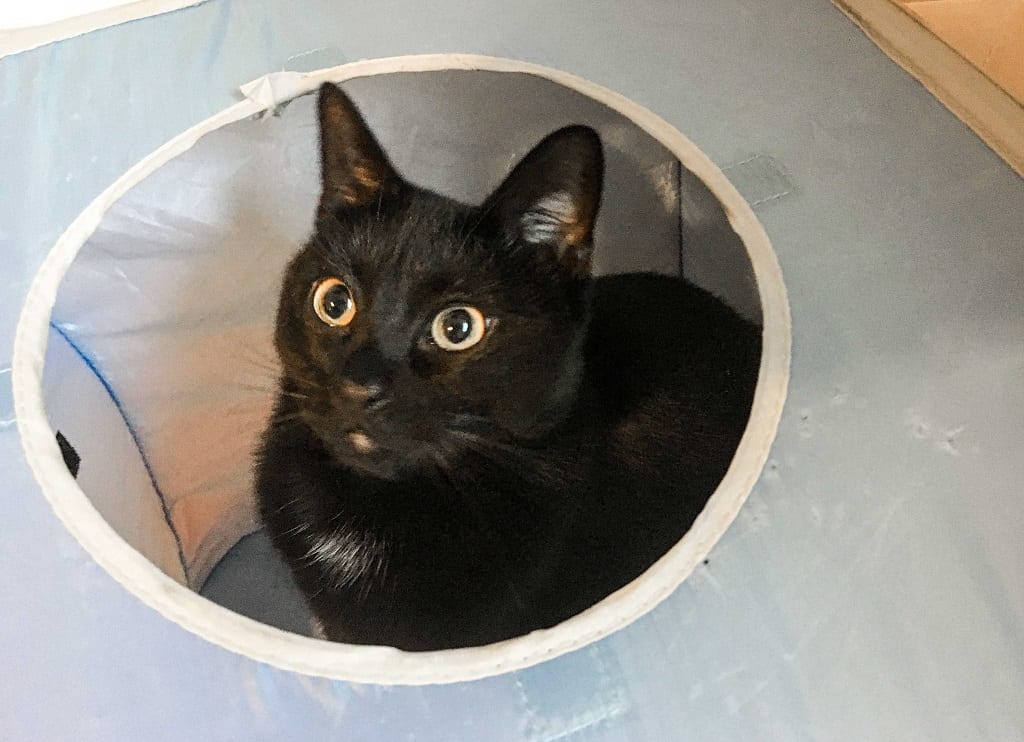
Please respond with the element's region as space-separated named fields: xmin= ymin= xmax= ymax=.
xmin=274 ymin=82 xmax=603 ymax=480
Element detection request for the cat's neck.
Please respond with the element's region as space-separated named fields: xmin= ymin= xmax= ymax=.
xmin=512 ymin=332 xmax=588 ymax=441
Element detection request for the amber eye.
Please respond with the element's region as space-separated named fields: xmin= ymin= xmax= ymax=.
xmin=312 ymin=278 xmax=356 ymax=327
xmin=431 ymin=306 xmax=486 ymax=351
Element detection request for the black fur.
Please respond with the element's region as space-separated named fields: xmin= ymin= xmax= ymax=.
xmin=255 ymin=83 xmax=760 ymax=650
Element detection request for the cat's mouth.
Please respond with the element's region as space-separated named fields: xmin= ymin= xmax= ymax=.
xmin=347 ymin=429 xmax=376 ymax=454
xmin=327 ymin=432 xmax=404 ymax=479
xmin=305 ymin=409 xmax=505 ymax=481
xmin=310 ymin=419 xmax=440 ymax=480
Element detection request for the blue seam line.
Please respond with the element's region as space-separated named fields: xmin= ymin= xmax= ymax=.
xmin=49 ymin=321 xmax=191 ymax=586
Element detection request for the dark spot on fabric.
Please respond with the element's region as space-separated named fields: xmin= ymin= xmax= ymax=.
xmin=56 ymin=430 xmax=80 ymax=478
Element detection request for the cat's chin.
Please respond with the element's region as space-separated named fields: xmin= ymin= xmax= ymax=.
xmin=333 ymin=454 xmax=406 ymax=481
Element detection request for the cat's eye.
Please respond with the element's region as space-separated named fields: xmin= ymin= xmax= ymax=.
xmin=312 ymin=277 xmax=356 ymax=327
xmin=431 ymin=305 xmax=487 ymax=351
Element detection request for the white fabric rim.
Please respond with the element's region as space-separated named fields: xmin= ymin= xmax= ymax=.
xmin=13 ymin=54 xmax=791 ymax=685
xmin=0 ymin=1 xmax=207 ymax=59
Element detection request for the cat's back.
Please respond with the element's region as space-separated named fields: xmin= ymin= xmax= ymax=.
xmin=588 ymin=271 xmax=759 ymax=408
xmin=584 ymin=272 xmax=761 ymax=516
xmin=588 ymin=273 xmax=759 ymax=395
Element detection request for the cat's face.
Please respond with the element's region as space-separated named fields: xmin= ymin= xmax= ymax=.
xmin=273 ymin=83 xmax=603 ymax=480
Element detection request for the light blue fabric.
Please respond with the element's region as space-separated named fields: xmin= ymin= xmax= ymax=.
xmin=2 ymin=1 xmax=1023 ymax=739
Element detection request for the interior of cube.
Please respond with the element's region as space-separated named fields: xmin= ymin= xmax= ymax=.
xmin=41 ymin=69 xmax=762 ymax=638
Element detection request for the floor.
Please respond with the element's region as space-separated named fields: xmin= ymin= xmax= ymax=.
xmin=202 ymin=532 xmax=314 ymax=636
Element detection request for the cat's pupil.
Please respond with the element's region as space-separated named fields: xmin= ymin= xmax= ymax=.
xmin=323 ymin=285 xmax=350 ymax=320
xmin=444 ymin=309 xmax=472 ymax=344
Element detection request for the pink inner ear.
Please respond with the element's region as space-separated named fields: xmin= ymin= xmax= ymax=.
xmin=521 ymin=191 xmax=579 ymax=244
xmin=336 ymin=161 xmax=385 ymax=206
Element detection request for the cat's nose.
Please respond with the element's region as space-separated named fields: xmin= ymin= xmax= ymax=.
xmin=340 ymin=345 xmax=393 ymax=410
xmin=340 ymin=379 xmax=389 ymax=411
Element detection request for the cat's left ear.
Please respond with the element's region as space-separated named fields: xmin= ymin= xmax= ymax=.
xmin=316 ymin=82 xmax=400 ymax=219
xmin=481 ymin=126 xmax=603 ymax=277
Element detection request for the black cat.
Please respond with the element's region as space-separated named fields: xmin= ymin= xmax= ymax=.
xmin=255 ymin=82 xmax=760 ymax=650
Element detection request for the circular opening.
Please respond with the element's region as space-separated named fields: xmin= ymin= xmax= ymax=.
xmin=13 ymin=55 xmax=790 ymax=684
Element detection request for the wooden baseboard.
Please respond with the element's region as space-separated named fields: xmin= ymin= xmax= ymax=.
xmin=834 ymin=0 xmax=1024 ymax=178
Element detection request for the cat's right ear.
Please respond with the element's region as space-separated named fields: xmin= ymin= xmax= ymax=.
xmin=481 ymin=126 xmax=603 ymax=278
xmin=316 ymin=82 xmax=399 ymax=220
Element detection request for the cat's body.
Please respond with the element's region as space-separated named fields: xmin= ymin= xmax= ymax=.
xmin=256 ymin=83 xmax=760 ymax=650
